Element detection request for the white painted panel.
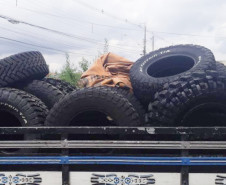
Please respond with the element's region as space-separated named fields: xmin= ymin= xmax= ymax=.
xmin=70 ymin=172 xmax=180 ymax=185
xmin=0 ymin=171 xmax=61 ymax=185
xmin=190 ymin=173 xmax=226 ymax=185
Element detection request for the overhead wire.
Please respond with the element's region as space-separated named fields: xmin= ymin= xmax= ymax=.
xmin=0 ymin=0 xmax=144 ymax=54
xmin=0 ymin=13 xmax=140 ymax=52
xmin=70 ymin=0 xmax=143 ymax=28
xmin=2 ymin=0 xmax=219 ymax=58
xmin=0 ymin=36 xmax=96 ymax=56
xmin=19 ymin=6 xmax=142 ymax=32
xmin=0 ymin=25 xmax=97 ymax=51
xmin=1 ymin=0 xmax=222 ymax=39
xmin=71 ymin=0 xmax=224 ymax=40
xmin=0 ymin=25 xmax=140 ymax=55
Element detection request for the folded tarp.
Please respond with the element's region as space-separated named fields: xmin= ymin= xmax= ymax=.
xmin=79 ymin=53 xmax=133 ymax=90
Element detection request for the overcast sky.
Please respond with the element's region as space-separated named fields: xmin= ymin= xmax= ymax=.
xmin=0 ymin=0 xmax=226 ymax=72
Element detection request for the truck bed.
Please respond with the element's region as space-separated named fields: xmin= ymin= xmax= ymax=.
xmin=0 ymin=126 xmax=226 ymax=185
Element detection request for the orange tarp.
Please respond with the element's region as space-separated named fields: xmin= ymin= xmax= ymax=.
xmin=79 ymin=53 xmax=133 ymax=89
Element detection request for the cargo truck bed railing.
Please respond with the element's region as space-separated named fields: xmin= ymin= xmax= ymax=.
xmin=0 ymin=126 xmax=226 ymax=185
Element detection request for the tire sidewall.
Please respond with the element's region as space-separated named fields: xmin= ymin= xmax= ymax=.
xmin=53 ymin=97 xmax=134 ymax=126
xmin=0 ymin=102 xmax=28 ymax=126
xmin=137 ymin=46 xmax=205 ymax=83
xmin=0 ymin=101 xmax=38 ymax=154
xmin=46 ymin=87 xmax=141 ymax=127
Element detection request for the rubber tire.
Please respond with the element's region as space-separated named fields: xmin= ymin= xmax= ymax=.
xmin=114 ymin=87 xmax=146 ymax=124
xmin=148 ymin=71 xmax=226 ymax=126
xmin=16 ymin=80 xmax=64 ymax=109
xmin=45 ymin=86 xmax=141 ymax=127
xmin=42 ymin=78 xmax=76 ymax=94
xmin=216 ymin=62 xmax=226 ymax=76
xmin=130 ymin=45 xmax=216 ymax=104
xmin=0 ymin=51 xmax=49 ymax=87
xmin=0 ymin=88 xmax=48 ymax=154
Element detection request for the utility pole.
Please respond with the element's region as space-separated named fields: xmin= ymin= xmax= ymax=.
xmin=143 ymin=25 xmax=146 ymax=56
xmin=16 ymin=0 xmax=18 ymax=6
xmin=152 ymin=34 xmax=155 ymax=51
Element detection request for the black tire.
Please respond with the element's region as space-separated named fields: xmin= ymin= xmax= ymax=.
xmin=114 ymin=87 xmax=146 ymax=124
xmin=0 ymin=51 xmax=49 ymax=87
xmin=16 ymin=80 xmax=64 ymax=109
xmin=45 ymin=86 xmax=141 ymax=127
xmin=0 ymin=88 xmax=48 ymax=154
xmin=216 ymin=62 xmax=226 ymax=76
xmin=42 ymin=78 xmax=76 ymax=94
xmin=148 ymin=71 xmax=226 ymax=126
xmin=130 ymin=45 xmax=216 ymax=104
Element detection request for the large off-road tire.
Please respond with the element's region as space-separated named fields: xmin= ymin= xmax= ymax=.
xmin=45 ymin=86 xmax=141 ymax=127
xmin=148 ymin=71 xmax=226 ymax=126
xmin=130 ymin=45 xmax=216 ymax=104
xmin=0 ymin=51 xmax=49 ymax=87
xmin=0 ymin=88 xmax=48 ymax=154
xmin=216 ymin=62 xmax=226 ymax=76
xmin=114 ymin=87 xmax=146 ymax=124
xmin=42 ymin=78 xmax=76 ymax=94
xmin=16 ymin=80 xmax=64 ymax=109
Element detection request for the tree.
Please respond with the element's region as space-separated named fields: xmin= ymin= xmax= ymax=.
xmin=103 ymin=38 xmax=109 ymax=54
xmin=59 ymin=53 xmax=82 ymax=86
xmin=96 ymin=38 xmax=109 ymax=57
xmin=79 ymin=57 xmax=90 ymax=72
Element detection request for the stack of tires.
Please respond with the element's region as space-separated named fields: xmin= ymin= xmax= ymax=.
xmin=4 ymin=45 xmax=225 ymax=153
xmin=45 ymin=44 xmax=226 ymax=130
xmin=130 ymin=44 xmax=226 ymax=126
xmin=0 ymin=51 xmax=76 ymax=154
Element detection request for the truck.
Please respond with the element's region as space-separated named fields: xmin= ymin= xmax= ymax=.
xmin=0 ymin=125 xmax=225 ymax=185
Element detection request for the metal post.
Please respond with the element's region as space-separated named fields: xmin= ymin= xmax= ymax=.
xmin=143 ymin=25 xmax=146 ymax=56
xmin=181 ymin=134 xmax=189 ymax=185
xmin=62 ymin=134 xmax=70 ymax=185
xmin=152 ymin=34 xmax=154 ymax=51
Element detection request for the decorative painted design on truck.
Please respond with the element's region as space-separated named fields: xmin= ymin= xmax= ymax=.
xmin=91 ymin=173 xmax=155 ymax=185
xmin=215 ymin=175 xmax=226 ymax=184
xmin=0 ymin=173 xmax=42 ymax=185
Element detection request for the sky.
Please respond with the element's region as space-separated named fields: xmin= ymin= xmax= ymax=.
xmin=0 ymin=0 xmax=226 ymax=72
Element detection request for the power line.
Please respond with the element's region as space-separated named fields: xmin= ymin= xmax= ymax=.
xmin=150 ymin=30 xmax=218 ymax=38
xmin=0 ymin=26 xmax=141 ymax=56
xmin=0 ymin=25 xmax=140 ymax=55
xmin=2 ymin=0 xmax=220 ymax=55
xmin=19 ymin=6 xmax=142 ymax=32
xmin=71 ymin=0 xmax=144 ymax=29
xmin=3 ymin=0 xmax=222 ymax=39
xmin=0 ymin=1 xmax=145 ymax=54
xmin=70 ymin=0 xmax=226 ymax=40
xmin=0 ymin=25 xmax=95 ymax=51
xmin=0 ymin=36 xmax=95 ymax=56
xmin=0 ymin=14 xmax=140 ymax=52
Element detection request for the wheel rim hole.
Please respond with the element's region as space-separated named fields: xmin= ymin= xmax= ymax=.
xmin=0 ymin=110 xmax=23 ymax=152
xmin=70 ymin=111 xmax=115 ymax=126
xmin=0 ymin=111 xmax=21 ymax=127
xmin=69 ymin=111 xmax=115 ymax=141
xmin=147 ymin=55 xmax=195 ymax=78
xmin=182 ymin=104 xmax=226 ymax=126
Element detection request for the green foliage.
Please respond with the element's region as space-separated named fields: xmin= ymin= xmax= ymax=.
xmin=56 ymin=38 xmax=109 ymax=87
xmin=58 ymin=53 xmax=92 ymax=87
xmin=59 ymin=53 xmax=82 ymax=86
xmin=79 ymin=57 xmax=90 ymax=72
